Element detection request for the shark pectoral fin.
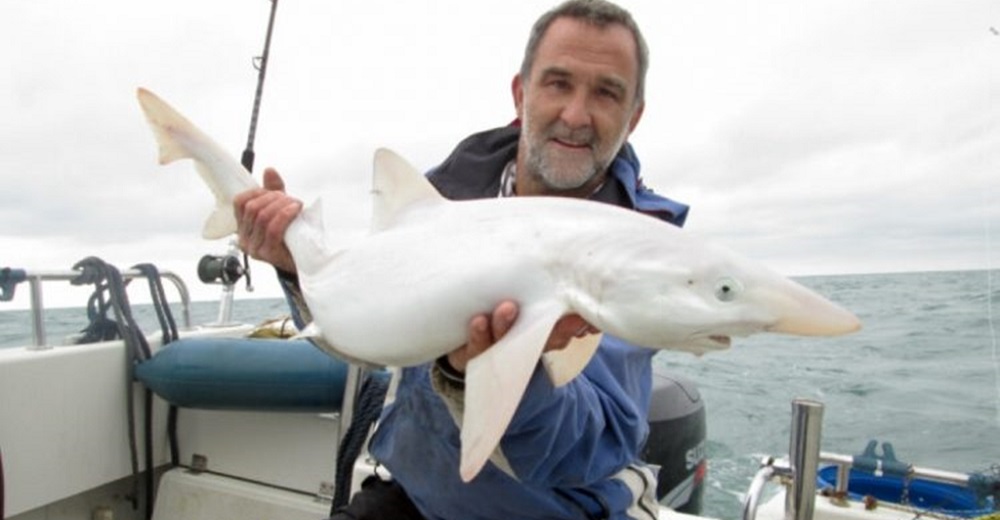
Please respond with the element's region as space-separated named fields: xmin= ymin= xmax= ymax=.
xmin=459 ymin=302 xmax=564 ymax=482
xmin=541 ymin=332 xmax=603 ymax=388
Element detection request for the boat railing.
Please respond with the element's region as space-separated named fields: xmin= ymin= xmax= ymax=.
xmin=817 ymin=451 xmax=972 ymax=492
xmin=742 ymin=399 xmax=823 ymax=520
xmin=742 ymin=399 xmax=981 ymax=520
xmin=1 ymin=267 xmax=192 ymax=349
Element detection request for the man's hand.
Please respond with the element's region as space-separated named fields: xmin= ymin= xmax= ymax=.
xmin=234 ymin=167 xmax=302 ymax=274
xmin=446 ymin=301 xmax=599 ymax=373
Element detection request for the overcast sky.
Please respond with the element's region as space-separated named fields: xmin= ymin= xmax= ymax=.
xmin=1 ymin=0 xmax=997 ymax=308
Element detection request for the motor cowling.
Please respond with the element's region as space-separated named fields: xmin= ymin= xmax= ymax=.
xmin=642 ymin=368 xmax=706 ymax=515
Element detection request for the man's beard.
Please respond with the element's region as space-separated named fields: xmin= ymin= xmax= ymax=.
xmin=521 ymin=115 xmax=626 ymax=192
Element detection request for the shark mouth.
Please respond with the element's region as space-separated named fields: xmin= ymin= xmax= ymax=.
xmin=709 ymin=335 xmax=732 ymax=347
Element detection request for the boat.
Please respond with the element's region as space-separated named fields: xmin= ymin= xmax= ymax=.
xmin=3 ymin=4 xmax=995 ymax=518
xmin=0 ymin=256 xmax=708 ymax=520
xmin=1 ymin=256 xmax=996 ymax=520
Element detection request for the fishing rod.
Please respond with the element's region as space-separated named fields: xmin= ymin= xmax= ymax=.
xmin=201 ymin=0 xmax=278 ymax=319
xmin=242 ymin=0 xmax=279 ymax=173
xmin=239 ymin=0 xmax=279 ymax=293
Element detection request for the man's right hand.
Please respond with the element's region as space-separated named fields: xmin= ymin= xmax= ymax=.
xmin=234 ymin=167 xmax=302 ymax=274
xmin=446 ymin=301 xmax=599 ymax=374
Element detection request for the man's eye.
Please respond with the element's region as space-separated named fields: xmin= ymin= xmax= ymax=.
xmin=548 ymin=79 xmax=571 ymax=90
xmin=598 ymin=88 xmax=620 ymax=101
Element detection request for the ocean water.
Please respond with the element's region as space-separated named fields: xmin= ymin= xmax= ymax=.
xmin=2 ymin=270 xmax=999 ymax=519
xmin=659 ymin=269 xmax=1000 ymax=518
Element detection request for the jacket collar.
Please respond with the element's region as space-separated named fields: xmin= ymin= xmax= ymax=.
xmin=427 ymin=124 xmax=689 ymax=227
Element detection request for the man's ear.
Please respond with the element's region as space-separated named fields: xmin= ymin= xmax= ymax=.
xmin=627 ymin=100 xmax=645 ymax=135
xmin=511 ymin=74 xmax=525 ymax=120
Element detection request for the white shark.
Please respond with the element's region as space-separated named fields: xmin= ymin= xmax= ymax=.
xmin=136 ymin=87 xmax=861 ymax=482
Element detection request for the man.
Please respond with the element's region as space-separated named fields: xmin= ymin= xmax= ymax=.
xmin=235 ymin=1 xmax=689 ymax=518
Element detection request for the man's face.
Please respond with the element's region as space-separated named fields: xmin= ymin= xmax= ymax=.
xmin=513 ymin=17 xmax=644 ymax=196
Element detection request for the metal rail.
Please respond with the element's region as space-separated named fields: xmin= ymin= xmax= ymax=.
xmin=817 ymin=451 xmax=972 ymax=490
xmin=14 ymin=268 xmax=192 ymax=349
xmin=741 ymin=464 xmax=781 ymax=520
xmin=741 ymin=399 xmax=980 ymax=520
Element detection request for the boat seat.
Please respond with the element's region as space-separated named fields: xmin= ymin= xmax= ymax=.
xmin=135 ymin=337 xmax=349 ymax=413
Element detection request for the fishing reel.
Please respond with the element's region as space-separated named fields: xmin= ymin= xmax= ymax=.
xmin=197 ymin=253 xmax=246 ymax=287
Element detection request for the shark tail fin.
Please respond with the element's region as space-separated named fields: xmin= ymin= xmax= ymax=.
xmin=370 ymin=148 xmax=445 ymax=233
xmin=136 ymin=87 xmax=204 ymax=165
xmin=136 ymin=87 xmax=257 ymax=240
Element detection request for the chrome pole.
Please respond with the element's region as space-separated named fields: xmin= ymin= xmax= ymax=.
xmin=786 ymin=399 xmax=824 ymax=520
xmin=28 ymin=275 xmax=47 ymax=349
xmin=211 ymin=240 xmax=242 ymax=326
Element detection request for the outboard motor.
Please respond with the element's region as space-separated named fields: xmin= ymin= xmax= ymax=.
xmin=642 ymin=368 xmax=706 ymax=514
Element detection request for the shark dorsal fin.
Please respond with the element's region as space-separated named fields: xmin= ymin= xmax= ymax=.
xmin=371 ymin=148 xmax=445 ymax=232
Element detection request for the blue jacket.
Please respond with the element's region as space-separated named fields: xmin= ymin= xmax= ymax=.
xmin=366 ymin=126 xmax=690 ymax=519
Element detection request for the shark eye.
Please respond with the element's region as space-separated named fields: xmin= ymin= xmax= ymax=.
xmin=714 ymin=277 xmax=743 ymax=302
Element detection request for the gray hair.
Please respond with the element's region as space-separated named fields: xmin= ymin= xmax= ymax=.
xmin=520 ymin=0 xmax=649 ymax=105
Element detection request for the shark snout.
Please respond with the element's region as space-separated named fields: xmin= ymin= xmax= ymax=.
xmin=764 ymin=282 xmax=862 ymax=337
xmin=768 ymin=305 xmax=861 ymax=336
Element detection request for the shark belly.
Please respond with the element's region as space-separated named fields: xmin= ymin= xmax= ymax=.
xmin=297 ymin=216 xmax=562 ymax=367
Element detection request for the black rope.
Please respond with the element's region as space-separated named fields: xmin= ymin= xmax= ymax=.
xmin=0 ymin=267 xmax=26 ymax=302
xmin=74 ymin=260 xmax=151 ymax=361
xmin=70 ymin=258 xmax=180 ymax=520
xmin=1 ymin=447 xmax=5 ymax=520
xmin=167 ymin=405 xmax=180 ymax=467
xmin=132 ymin=264 xmax=179 ymax=344
xmin=330 ymin=373 xmax=390 ymax=513
xmin=70 ymin=258 xmax=144 ymax=511
xmin=142 ymin=388 xmax=155 ymax=520
xmin=74 ymin=267 xmax=118 ymax=344
xmin=131 ymin=263 xmax=181 ymax=520
xmin=130 ymin=264 xmax=183 ymax=478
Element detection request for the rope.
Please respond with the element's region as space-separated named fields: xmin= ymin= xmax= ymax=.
xmin=131 ymin=264 xmax=181 ymax=520
xmin=330 ymin=372 xmax=390 ymax=513
xmin=71 ymin=257 xmax=152 ymax=359
xmin=130 ymin=264 xmax=184 ymax=480
xmin=132 ymin=264 xmax=179 ymax=344
xmin=70 ymin=258 xmax=180 ymax=520
xmin=142 ymin=388 xmax=155 ymax=520
xmin=74 ymin=266 xmax=118 ymax=344
xmin=167 ymin=406 xmax=180 ymax=467
xmin=0 ymin=268 xmax=26 ymax=302
xmin=70 ymin=257 xmax=144 ymax=511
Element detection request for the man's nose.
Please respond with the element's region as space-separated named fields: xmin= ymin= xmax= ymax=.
xmin=559 ymin=91 xmax=592 ymax=129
